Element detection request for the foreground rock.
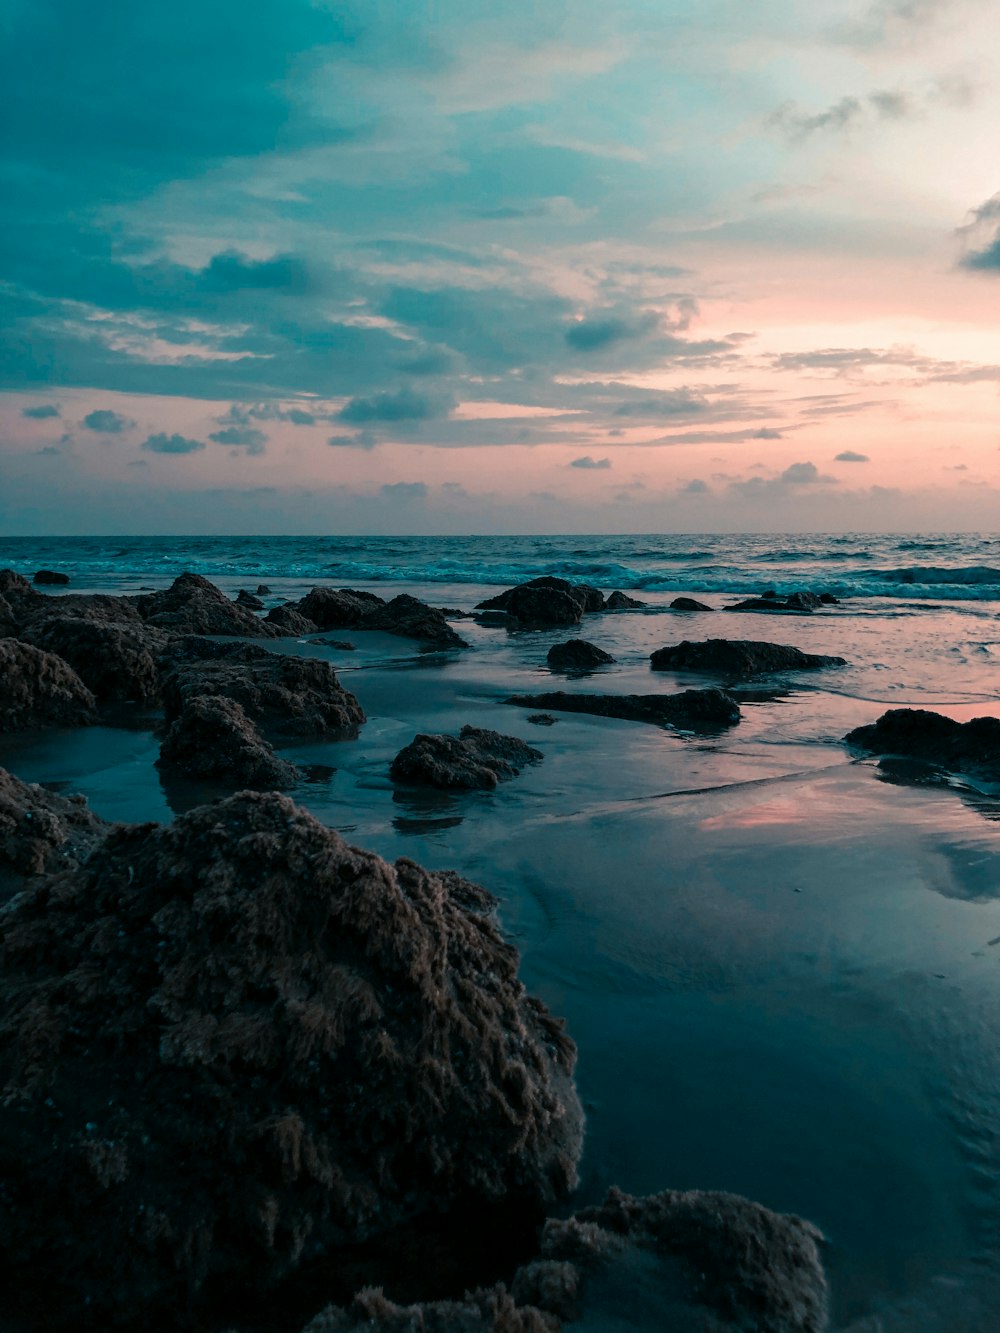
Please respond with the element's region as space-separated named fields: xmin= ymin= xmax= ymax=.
xmin=0 ymin=791 xmax=581 ymax=1329
xmin=0 ymin=639 xmax=96 ymax=732
xmin=136 ymin=572 xmax=279 ymax=637
xmin=307 ymin=1186 xmax=828 ymax=1333
xmin=21 ymin=591 xmax=145 ymax=629
xmin=547 ymin=640 xmax=615 ymax=669
xmin=391 ymin=726 xmax=543 ymax=790
xmin=23 ymin=618 xmax=165 ymax=703
xmin=0 ymin=767 xmax=107 ymax=893
xmin=651 ymin=639 xmax=846 ymax=677
xmin=161 ymin=647 xmax=365 ymax=741
xmin=507 ymin=689 xmax=740 ymax=730
xmin=158 ymin=695 xmax=299 ymax=788
xmin=845 ymin=708 xmax=1000 ymax=782
xmin=362 ymin=593 xmax=468 ymax=649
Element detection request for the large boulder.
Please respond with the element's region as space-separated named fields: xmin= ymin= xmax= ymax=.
xmin=161 ymin=651 xmax=365 ymax=741
xmin=0 ymin=791 xmax=582 ymax=1328
xmin=0 ymin=640 xmax=96 ymax=732
xmin=391 ymin=726 xmax=543 ymax=790
xmin=361 ymin=593 xmax=468 ymax=649
xmin=506 ymin=689 xmax=740 ymax=730
xmin=158 ymin=694 xmax=299 ymax=788
xmin=22 ymin=618 xmax=164 ymax=703
xmin=0 ymin=767 xmax=107 ymax=893
xmin=266 ymin=604 xmax=320 ymax=635
xmin=505 ymin=587 xmax=583 ymax=629
xmin=650 ymin=640 xmax=846 ymax=677
xmin=845 ymin=708 xmax=1000 ymax=782
xmin=546 ymin=640 xmax=615 ymax=670
xmin=296 ymin=588 xmax=385 ymax=630
xmin=136 ymin=572 xmax=279 ymax=637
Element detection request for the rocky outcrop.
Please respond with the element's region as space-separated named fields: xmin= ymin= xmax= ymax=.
xmin=670 ymin=597 xmax=713 ymax=612
xmin=0 ymin=640 xmax=96 ymax=732
xmin=650 ymin=639 xmax=846 ymax=677
xmin=845 ymin=708 xmax=1000 ymax=781
xmin=306 ymin=1186 xmax=828 ymax=1333
xmin=158 ymin=694 xmax=299 ymax=788
xmin=161 ymin=650 xmax=365 ymax=741
xmin=506 ymin=689 xmax=740 ymax=729
xmin=266 ymin=604 xmax=320 ymax=635
xmin=297 ymin=587 xmax=385 ymax=630
xmin=391 ymin=726 xmax=543 ymax=790
xmin=0 ymin=767 xmax=107 ymax=892
xmin=605 ymin=590 xmax=645 ymax=610
xmin=236 ymin=589 xmax=265 ymax=610
xmin=23 ymin=618 xmax=165 ymax=703
xmin=362 ymin=593 xmax=469 ymax=649
xmin=477 ymin=578 xmax=602 ymax=627
xmin=546 ymin=640 xmax=615 ymax=669
xmin=136 ymin=572 xmax=279 ymax=637
xmin=33 ymin=569 xmax=70 ymax=585
xmin=20 ymin=592 xmax=144 ymax=628
xmin=0 ymin=570 xmax=44 ymax=623
xmin=0 ymin=791 xmax=581 ymax=1328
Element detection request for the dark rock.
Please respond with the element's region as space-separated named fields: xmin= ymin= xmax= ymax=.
xmin=22 ymin=592 xmax=144 ymax=627
xmin=475 ymin=610 xmax=517 ymax=628
xmin=0 ymin=791 xmax=581 ymax=1327
xmin=605 ymin=590 xmax=645 ymax=610
xmin=158 ymin=694 xmax=299 ymax=788
xmin=650 ymin=639 xmax=846 ymax=677
xmin=136 ymin=572 xmax=280 ymax=638
xmin=23 ymin=618 xmax=165 ymax=703
xmin=391 ymin=725 xmax=543 ymax=790
xmin=504 ymin=586 xmax=583 ymax=629
xmin=314 ymin=639 xmax=356 ymax=650
xmin=361 ymin=593 xmax=469 ymax=649
xmin=670 ymin=596 xmax=713 ymax=612
xmin=236 ymin=590 xmax=266 ymax=611
xmin=161 ymin=651 xmax=365 ymax=741
xmin=0 ymin=640 xmax=96 ymax=732
xmin=0 ymin=570 xmax=37 ymax=599
xmin=845 ymin=708 xmax=1000 ymax=782
xmin=786 ymin=591 xmax=821 ymax=611
xmin=506 ymin=689 xmax=740 ymax=730
xmin=819 ymin=592 xmax=839 ymax=605
xmin=527 ymin=714 xmax=557 ymax=726
xmin=0 ymin=593 xmax=16 ymax=637
xmin=296 ymin=587 xmax=382 ymax=629
xmin=266 ymin=604 xmax=319 ymax=635
xmin=547 ymin=640 xmax=615 ymax=669
xmin=302 ymin=1287 xmax=558 ymax=1332
xmin=725 ymin=596 xmax=803 ymax=614
xmin=256 ymin=584 xmax=272 ymax=595
xmin=0 ymin=767 xmax=107 ymax=893
xmin=32 ymin=569 xmax=70 ymax=585
xmin=158 ymin=637 xmax=272 ymax=667
xmin=571 ymin=584 xmax=605 ymax=613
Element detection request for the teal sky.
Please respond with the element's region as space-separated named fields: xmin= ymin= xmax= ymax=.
xmin=2 ymin=0 xmax=1000 ymax=533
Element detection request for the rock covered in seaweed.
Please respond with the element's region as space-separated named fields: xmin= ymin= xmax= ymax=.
xmin=0 ymin=639 xmax=96 ymax=732
xmin=362 ymin=593 xmax=469 ymax=649
xmin=23 ymin=617 xmax=165 ymax=703
xmin=506 ymin=688 xmax=740 ymax=730
xmin=546 ymin=640 xmax=615 ymax=669
xmin=136 ymin=571 xmax=279 ymax=637
xmin=266 ymin=603 xmax=320 ymax=635
xmin=0 ymin=766 xmax=107 ymax=893
xmin=845 ymin=708 xmax=1000 ymax=782
xmin=0 ymin=791 xmax=582 ymax=1328
xmin=650 ymin=639 xmax=846 ymax=677
xmin=157 ymin=694 xmax=299 ymax=788
xmin=391 ymin=726 xmax=543 ymax=790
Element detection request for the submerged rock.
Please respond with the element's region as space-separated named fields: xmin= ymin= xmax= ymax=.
xmin=0 ymin=791 xmax=581 ymax=1328
xmin=32 ymin=569 xmax=70 ymax=585
xmin=506 ymin=689 xmax=740 ymax=729
xmin=546 ymin=640 xmax=615 ymax=669
xmin=23 ymin=618 xmax=165 ymax=703
xmin=845 ymin=708 xmax=1000 ymax=782
xmin=670 ymin=597 xmax=713 ymax=612
xmin=0 ymin=766 xmax=107 ymax=892
xmin=266 ymin=604 xmax=320 ymax=636
xmin=650 ymin=639 xmax=846 ymax=677
xmin=0 ymin=639 xmax=96 ymax=732
xmin=605 ymin=590 xmax=645 ymax=610
xmin=391 ymin=726 xmax=543 ymax=790
xmin=361 ymin=593 xmax=469 ymax=649
xmin=136 ymin=572 xmax=279 ymax=638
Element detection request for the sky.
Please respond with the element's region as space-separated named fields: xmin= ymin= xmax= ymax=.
xmin=2 ymin=0 xmax=1000 ymax=535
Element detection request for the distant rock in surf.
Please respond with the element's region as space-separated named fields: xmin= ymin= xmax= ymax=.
xmin=391 ymin=725 xmax=543 ymax=790
xmin=606 ymin=590 xmax=645 ymax=609
xmin=235 ymin=589 xmax=265 ymax=610
xmin=651 ymin=639 xmax=846 ymax=677
xmin=0 ymin=639 xmax=96 ymax=733
xmin=506 ymin=688 xmax=740 ymax=729
xmin=32 ymin=569 xmax=69 ymax=585
xmin=547 ymin=640 xmax=615 ymax=669
xmin=846 ymin=708 xmax=1000 ymax=782
xmin=670 ymin=596 xmax=713 ymax=612
xmin=725 ymin=591 xmax=839 ymax=615
xmin=477 ymin=577 xmax=605 ymax=627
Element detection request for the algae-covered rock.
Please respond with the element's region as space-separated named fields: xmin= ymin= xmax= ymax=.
xmin=23 ymin=618 xmax=164 ymax=703
xmin=845 ymin=708 xmax=1000 ymax=782
xmin=157 ymin=694 xmax=299 ymax=788
xmin=546 ymin=640 xmax=614 ymax=670
xmin=0 ymin=766 xmax=107 ymax=893
xmin=136 ymin=572 xmax=279 ymax=637
xmin=391 ymin=726 xmax=543 ymax=790
xmin=0 ymin=639 xmax=96 ymax=732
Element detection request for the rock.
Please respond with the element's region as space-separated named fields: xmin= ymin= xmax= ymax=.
xmin=23 ymin=618 xmax=165 ymax=703
xmin=786 ymin=591 xmax=822 ymax=611
xmin=0 ymin=766 xmax=107 ymax=893
xmin=725 ymin=591 xmax=833 ymax=615
xmin=236 ymin=590 xmax=266 ymax=611
xmin=297 ymin=587 xmax=385 ymax=629
xmin=0 ymin=791 xmax=581 ymax=1327
xmin=0 ymin=640 xmax=96 ymax=733
xmin=506 ymin=689 xmax=740 ymax=730
xmin=571 ymin=584 xmax=606 ymax=613
xmin=819 ymin=593 xmax=839 ymax=605
xmin=504 ymin=586 xmax=583 ymax=629
xmin=21 ymin=592 xmax=144 ymax=627
xmin=845 ymin=708 xmax=1000 ymax=782
xmin=302 ymin=1286 xmax=558 ymax=1332
xmin=265 ymin=604 xmax=320 ymax=635
xmin=650 ymin=639 xmax=846 ymax=677
xmin=136 ymin=572 xmax=280 ymax=637
xmin=475 ymin=610 xmax=517 ymax=628
xmin=161 ymin=651 xmax=365 ymax=742
xmin=546 ymin=640 xmax=615 ymax=669
xmin=527 ymin=714 xmax=557 ymax=726
xmin=361 ymin=593 xmax=469 ymax=649
xmin=158 ymin=694 xmax=299 ymax=788
xmin=605 ymin=590 xmax=645 ymax=610
xmin=256 ymin=584 xmax=272 ymax=595
xmin=670 ymin=597 xmax=713 ymax=612
xmin=32 ymin=569 xmax=70 ymax=585
xmin=0 ymin=593 xmax=16 ymax=637
xmin=0 ymin=570 xmax=37 ymax=599
xmin=391 ymin=726 xmax=543 ymax=790
xmin=314 ymin=638 xmax=356 ymax=651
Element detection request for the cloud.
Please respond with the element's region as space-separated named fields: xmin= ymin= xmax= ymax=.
xmin=380 ymin=481 xmax=427 ymax=501
xmin=781 ymin=461 xmax=831 ymax=484
xmin=141 ymin=432 xmax=205 ymax=455
xmin=752 ymin=427 xmax=783 ymax=439
xmin=835 ymin=450 xmax=869 ymax=462
xmin=570 ymin=455 xmax=611 ymax=469
xmin=327 ymin=430 xmax=378 ymax=449
xmin=614 ymin=389 xmax=710 ymax=418
xmin=770 ymin=96 xmax=864 ymax=141
xmin=338 ymin=387 xmax=454 ymax=423
xmin=681 ymin=478 xmax=709 ymax=493
xmin=22 ymin=404 xmax=59 ymax=419
xmin=34 ymin=445 xmax=62 ymax=456
xmin=208 ymin=425 xmax=268 ymax=454
xmin=82 ymin=409 xmax=135 ymax=433
xmin=959 ymin=194 xmax=1000 ymax=270
xmin=564 ymin=311 xmax=658 ymax=351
